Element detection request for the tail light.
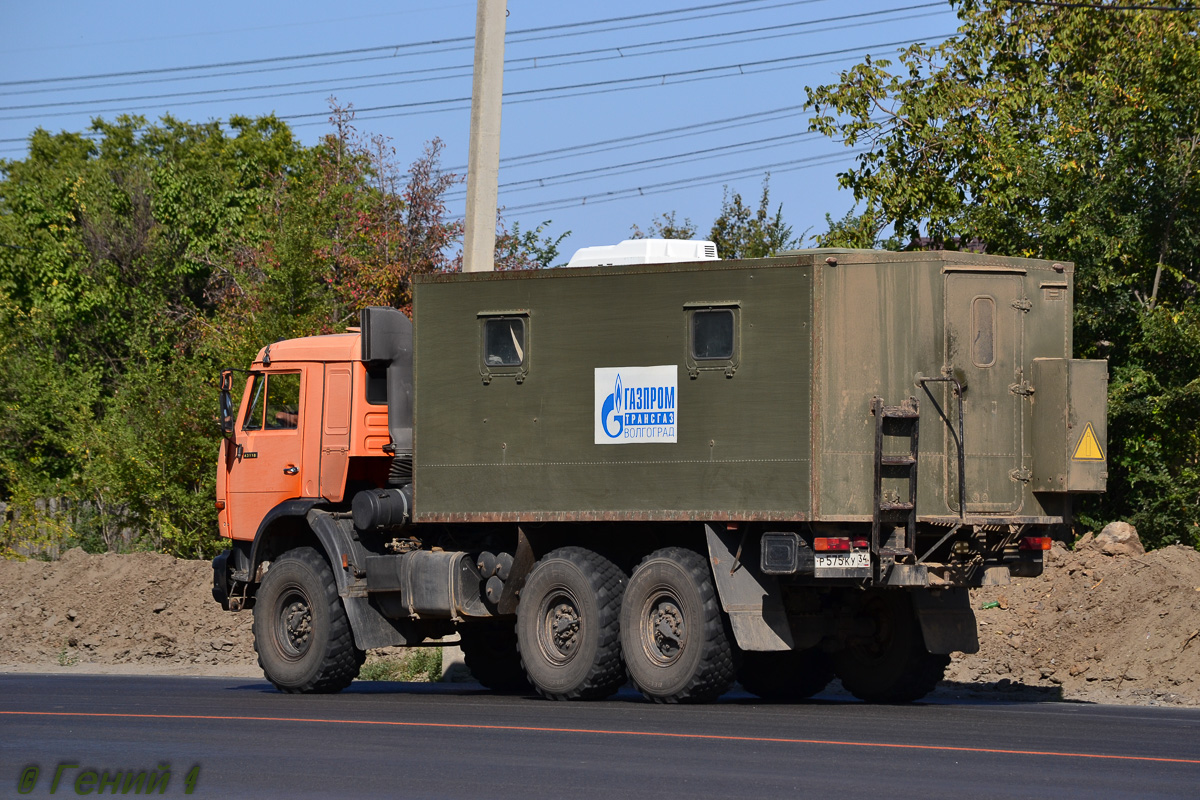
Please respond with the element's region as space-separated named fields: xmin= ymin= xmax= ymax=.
xmin=851 ymin=537 xmax=869 ymax=549
xmin=1020 ymin=536 xmax=1052 ymax=551
xmin=814 ymin=537 xmax=851 ymax=552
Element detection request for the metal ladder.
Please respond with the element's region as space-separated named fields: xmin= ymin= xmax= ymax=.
xmin=871 ymin=396 xmax=919 ymax=565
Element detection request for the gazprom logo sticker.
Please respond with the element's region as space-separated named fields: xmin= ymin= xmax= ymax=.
xmin=595 ymin=365 xmax=678 ymax=444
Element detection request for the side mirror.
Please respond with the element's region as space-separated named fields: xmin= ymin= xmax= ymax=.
xmin=219 ymin=370 xmax=236 ymax=438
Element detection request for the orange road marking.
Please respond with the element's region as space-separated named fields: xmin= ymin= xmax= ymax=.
xmin=2 ymin=710 xmax=1199 ymax=765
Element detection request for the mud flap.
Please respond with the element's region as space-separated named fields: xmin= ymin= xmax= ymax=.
xmin=704 ymin=524 xmax=794 ymax=652
xmin=306 ymin=509 xmax=410 ymax=650
xmin=912 ymin=587 xmax=979 ymax=655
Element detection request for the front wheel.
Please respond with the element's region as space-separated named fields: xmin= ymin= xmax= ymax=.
xmin=620 ymin=547 xmax=737 ymax=703
xmin=253 ymin=547 xmax=364 ymax=693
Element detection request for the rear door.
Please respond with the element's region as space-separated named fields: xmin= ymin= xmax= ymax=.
xmin=944 ymin=271 xmax=1025 ymax=514
xmin=226 ymin=369 xmax=306 ymax=539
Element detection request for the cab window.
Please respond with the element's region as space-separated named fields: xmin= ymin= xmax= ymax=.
xmin=242 ymin=374 xmax=266 ymax=431
xmin=242 ymin=373 xmax=301 ymax=431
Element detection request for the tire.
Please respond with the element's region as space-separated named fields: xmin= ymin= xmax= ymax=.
xmin=738 ymin=649 xmax=834 ymax=702
xmin=253 ymin=547 xmax=364 ymax=693
xmin=620 ymin=547 xmax=737 ymax=704
xmin=516 ymin=547 xmax=626 ymax=701
xmin=460 ymin=620 xmax=530 ymax=692
xmin=831 ymin=592 xmax=949 ymax=703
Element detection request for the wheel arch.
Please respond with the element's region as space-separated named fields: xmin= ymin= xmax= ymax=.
xmin=248 ymin=499 xmax=328 ymax=577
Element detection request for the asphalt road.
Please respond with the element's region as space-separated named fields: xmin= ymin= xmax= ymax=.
xmin=2 ymin=674 xmax=1199 ymax=799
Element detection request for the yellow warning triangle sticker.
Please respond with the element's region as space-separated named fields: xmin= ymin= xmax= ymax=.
xmin=1072 ymin=422 xmax=1105 ymax=461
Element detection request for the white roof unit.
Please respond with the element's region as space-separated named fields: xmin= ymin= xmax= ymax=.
xmin=565 ymin=238 xmax=719 ymax=268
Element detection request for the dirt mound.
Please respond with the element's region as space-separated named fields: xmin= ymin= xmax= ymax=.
xmin=0 ymin=548 xmax=255 ymax=673
xmin=948 ymin=538 xmax=1200 ymax=706
xmin=4 ymin=539 xmax=1200 ymax=705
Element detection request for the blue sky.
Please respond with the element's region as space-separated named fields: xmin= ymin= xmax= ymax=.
xmin=1 ymin=1 xmax=962 ymax=261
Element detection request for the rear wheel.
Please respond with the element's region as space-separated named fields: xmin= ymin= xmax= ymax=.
xmin=460 ymin=620 xmax=530 ymax=692
xmin=832 ymin=592 xmax=948 ymax=703
xmin=738 ymin=648 xmax=834 ymax=702
xmin=253 ymin=547 xmax=364 ymax=693
xmin=516 ymin=547 xmax=627 ymax=700
xmin=620 ymin=547 xmax=737 ymax=704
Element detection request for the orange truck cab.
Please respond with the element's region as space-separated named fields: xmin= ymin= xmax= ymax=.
xmin=216 ymin=332 xmax=392 ymax=545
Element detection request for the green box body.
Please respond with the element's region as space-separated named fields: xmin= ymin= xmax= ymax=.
xmin=410 ymin=250 xmax=1101 ymax=524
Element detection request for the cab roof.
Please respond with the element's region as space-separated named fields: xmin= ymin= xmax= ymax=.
xmin=252 ymin=332 xmax=361 ymax=366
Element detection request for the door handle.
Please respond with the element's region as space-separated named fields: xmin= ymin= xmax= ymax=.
xmin=283 ymin=465 xmax=298 ymax=475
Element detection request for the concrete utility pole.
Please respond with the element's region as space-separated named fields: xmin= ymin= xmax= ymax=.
xmin=463 ymin=0 xmax=507 ymax=273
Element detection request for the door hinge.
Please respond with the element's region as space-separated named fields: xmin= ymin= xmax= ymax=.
xmin=1009 ymin=380 xmax=1035 ymax=397
xmin=1009 ymin=466 xmax=1033 ymax=483
xmin=1012 ymin=297 xmax=1033 ymax=312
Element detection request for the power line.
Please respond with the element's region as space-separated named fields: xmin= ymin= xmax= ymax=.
xmin=448 ymin=131 xmax=825 ymax=198
xmin=282 ymin=36 xmax=952 ymax=123
xmin=488 ymin=149 xmax=863 ymax=216
xmin=0 ymin=107 xmax=799 ymax=150
xmin=0 ymin=0 xmax=829 ymax=89
xmin=0 ymin=4 xmax=945 ymax=113
xmin=292 ymin=36 xmax=950 ymax=129
xmin=446 ymin=105 xmax=811 ymax=172
xmin=4 ymin=3 xmax=472 ymax=56
xmin=0 ymin=38 xmax=909 ymax=152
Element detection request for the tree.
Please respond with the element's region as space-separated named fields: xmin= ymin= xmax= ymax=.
xmin=203 ymin=105 xmax=464 ymax=358
xmin=494 ymin=218 xmax=571 ymax=270
xmin=708 ymin=176 xmax=798 ymax=259
xmin=630 ymin=211 xmax=698 ymax=241
xmin=0 ymin=113 xmax=310 ymax=557
xmin=0 ymin=102 xmax=472 ymax=558
xmin=816 ymin=206 xmax=901 ymax=250
xmin=630 ymin=177 xmax=799 ymax=257
xmin=805 ymin=0 xmax=1200 ymax=549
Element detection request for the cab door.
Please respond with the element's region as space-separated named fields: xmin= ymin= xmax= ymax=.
xmin=944 ymin=272 xmax=1025 ymax=514
xmin=226 ymin=369 xmax=305 ymax=540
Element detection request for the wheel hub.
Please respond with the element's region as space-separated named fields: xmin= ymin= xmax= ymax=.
xmin=539 ymin=593 xmax=582 ymax=665
xmin=279 ymin=594 xmax=312 ymax=656
xmin=645 ymin=596 xmax=686 ymax=665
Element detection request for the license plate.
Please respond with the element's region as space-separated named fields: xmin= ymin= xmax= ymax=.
xmin=814 ymin=551 xmax=871 ymax=573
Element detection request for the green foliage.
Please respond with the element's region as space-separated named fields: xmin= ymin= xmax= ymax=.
xmin=56 ymin=643 xmax=80 ymax=667
xmin=632 ymin=177 xmax=800 ymax=258
xmin=1 ymin=102 xmax=540 ymax=559
xmin=708 ymin=176 xmax=799 ymax=259
xmin=359 ymin=648 xmax=443 ymax=682
xmin=816 ymin=206 xmax=902 ymax=250
xmin=0 ymin=473 xmax=74 ymax=560
xmin=495 ymin=218 xmax=571 ymax=270
xmin=0 ymin=113 xmax=306 ymax=558
xmin=630 ymin=211 xmax=698 ymax=241
xmin=806 ymin=0 xmax=1200 ymax=549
